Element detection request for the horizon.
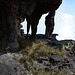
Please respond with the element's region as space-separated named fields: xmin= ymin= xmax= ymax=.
xmin=21 ymin=0 xmax=75 ymax=40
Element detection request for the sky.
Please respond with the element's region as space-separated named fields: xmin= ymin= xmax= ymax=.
xmin=21 ymin=0 xmax=75 ymax=40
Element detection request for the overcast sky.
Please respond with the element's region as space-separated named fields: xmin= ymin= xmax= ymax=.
xmin=22 ymin=0 xmax=75 ymax=40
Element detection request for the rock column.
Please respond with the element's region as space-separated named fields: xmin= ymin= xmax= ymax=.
xmin=45 ymin=10 xmax=55 ymax=38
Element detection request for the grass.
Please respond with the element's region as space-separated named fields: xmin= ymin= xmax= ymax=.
xmin=19 ymin=57 xmax=29 ymax=69
xmin=18 ymin=38 xmax=66 ymax=72
xmin=19 ymin=57 xmax=26 ymax=64
xmin=19 ymin=56 xmax=33 ymax=70
xmin=28 ymin=70 xmax=63 ymax=75
xmin=18 ymin=38 xmax=65 ymax=60
xmin=37 ymin=71 xmax=63 ymax=75
xmin=28 ymin=42 xmax=65 ymax=59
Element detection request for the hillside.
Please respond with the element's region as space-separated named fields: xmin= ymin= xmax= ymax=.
xmin=0 ymin=34 xmax=75 ymax=75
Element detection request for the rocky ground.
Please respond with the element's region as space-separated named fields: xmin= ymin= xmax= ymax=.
xmin=0 ymin=34 xmax=75 ymax=75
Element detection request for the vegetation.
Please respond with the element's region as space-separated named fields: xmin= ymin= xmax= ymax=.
xmin=25 ymin=70 xmax=64 ymax=75
xmin=18 ymin=38 xmax=75 ymax=75
xmin=13 ymin=66 xmax=18 ymax=71
xmin=18 ymin=38 xmax=65 ymax=58
xmin=19 ymin=56 xmax=33 ymax=70
xmin=18 ymin=38 xmax=66 ymax=62
xmin=34 ymin=71 xmax=63 ymax=75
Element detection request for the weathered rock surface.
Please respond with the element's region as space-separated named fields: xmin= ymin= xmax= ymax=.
xmin=0 ymin=35 xmax=75 ymax=75
xmin=0 ymin=62 xmax=16 ymax=75
xmin=0 ymin=53 xmax=26 ymax=75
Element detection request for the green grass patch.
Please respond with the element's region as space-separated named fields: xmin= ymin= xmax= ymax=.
xmin=18 ymin=38 xmax=65 ymax=60
xmin=31 ymin=70 xmax=63 ymax=75
xmin=19 ymin=39 xmax=65 ymax=60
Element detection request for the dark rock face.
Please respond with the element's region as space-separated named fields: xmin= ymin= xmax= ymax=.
xmin=0 ymin=0 xmax=62 ymax=50
xmin=49 ymin=54 xmax=64 ymax=64
xmin=26 ymin=0 xmax=62 ymax=38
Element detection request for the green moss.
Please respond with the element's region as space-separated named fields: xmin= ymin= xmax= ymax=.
xmin=13 ymin=66 xmax=18 ymax=71
xmin=19 ymin=57 xmax=26 ymax=64
xmin=19 ymin=57 xmax=33 ymax=69
xmin=19 ymin=57 xmax=29 ymax=69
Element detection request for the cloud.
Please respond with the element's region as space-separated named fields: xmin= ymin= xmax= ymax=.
xmin=37 ymin=13 xmax=48 ymax=34
xmin=53 ymin=12 xmax=75 ymax=40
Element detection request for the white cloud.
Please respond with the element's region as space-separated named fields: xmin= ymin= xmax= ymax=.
xmin=53 ymin=12 xmax=75 ymax=40
xmin=37 ymin=13 xmax=48 ymax=34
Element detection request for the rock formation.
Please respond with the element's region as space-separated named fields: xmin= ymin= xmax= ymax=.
xmin=26 ymin=0 xmax=62 ymax=38
xmin=0 ymin=0 xmax=62 ymax=50
xmin=0 ymin=38 xmax=75 ymax=75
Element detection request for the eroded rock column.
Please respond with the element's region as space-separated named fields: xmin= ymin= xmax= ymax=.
xmin=7 ymin=14 xmax=19 ymax=50
xmin=45 ymin=10 xmax=55 ymax=38
xmin=6 ymin=4 xmax=20 ymax=50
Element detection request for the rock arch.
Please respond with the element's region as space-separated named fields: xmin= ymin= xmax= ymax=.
xmin=0 ymin=0 xmax=62 ymax=50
